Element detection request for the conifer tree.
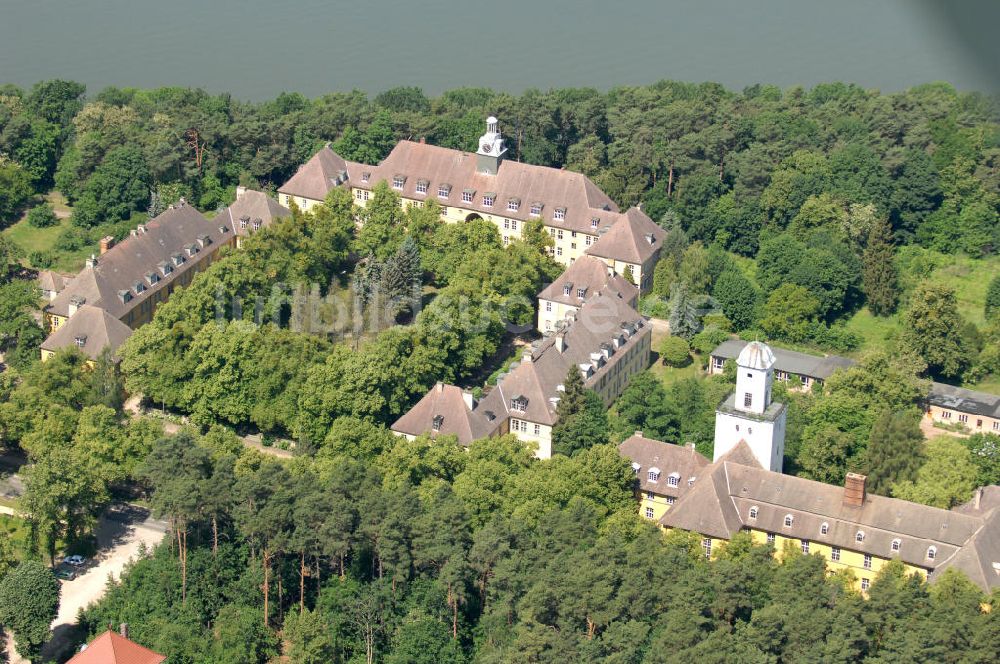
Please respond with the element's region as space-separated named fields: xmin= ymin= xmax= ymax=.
xmin=556 ymin=365 xmax=586 ymax=422
xmin=866 ymin=409 xmax=925 ymax=496
xmin=985 ymin=274 xmax=1000 ymax=322
xmin=668 ymin=282 xmax=700 ymax=340
xmin=861 ymin=216 xmax=899 ymax=316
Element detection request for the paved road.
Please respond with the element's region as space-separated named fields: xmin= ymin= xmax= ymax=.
xmin=40 ymin=505 xmax=167 ymax=662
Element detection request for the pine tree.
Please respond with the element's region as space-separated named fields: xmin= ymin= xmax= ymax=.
xmin=147 ymin=187 xmax=163 ymax=218
xmin=668 ymin=283 xmax=700 ymax=340
xmin=866 ymin=410 xmax=925 ymax=496
xmin=985 ymin=274 xmax=1000 ymax=322
xmin=861 ymin=216 xmax=899 ymax=316
xmin=556 ymin=365 xmax=587 ymax=421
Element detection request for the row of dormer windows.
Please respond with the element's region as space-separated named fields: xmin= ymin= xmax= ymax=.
xmin=749 ymin=507 xmax=938 ymax=561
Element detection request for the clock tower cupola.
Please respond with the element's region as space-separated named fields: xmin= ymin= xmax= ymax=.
xmin=476 ymin=116 xmax=507 ymax=176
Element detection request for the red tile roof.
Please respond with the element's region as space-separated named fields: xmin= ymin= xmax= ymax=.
xmin=68 ymin=631 xmax=166 ymax=664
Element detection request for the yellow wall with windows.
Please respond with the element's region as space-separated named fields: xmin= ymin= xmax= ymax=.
xmin=509 ymin=417 xmax=552 ymax=459
xmin=928 ymin=404 xmax=999 ymax=434
xmin=537 ymin=299 xmax=581 ymax=334
xmin=640 ymin=491 xmax=675 ymax=522
xmin=280 ymin=193 xmax=323 ymax=212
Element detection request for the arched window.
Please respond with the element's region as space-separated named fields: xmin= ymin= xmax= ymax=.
xmin=855 ymin=531 xmax=865 ymax=543
xmin=748 ymin=506 xmax=758 ymax=520
xmin=648 ymin=467 xmax=660 ymax=482
xmin=631 ymin=462 xmax=640 ymax=476
xmin=667 ymin=472 xmax=680 ymax=487
xmin=820 ymin=522 xmax=829 ymax=535
xmin=927 ymin=546 xmax=937 ymax=561
xmin=784 ymin=514 xmax=794 ymax=528
xmin=891 ymin=539 xmax=901 ymax=552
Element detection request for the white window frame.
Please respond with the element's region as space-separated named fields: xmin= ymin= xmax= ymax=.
xmin=483 ymin=195 xmax=494 ymax=207
xmin=462 ymin=191 xmax=474 ymax=203
xmin=784 ymin=515 xmax=793 ymax=528
xmin=831 ymin=546 xmax=841 ymax=561
xmin=392 ymin=176 xmax=405 ymax=190
xmin=748 ymin=506 xmax=758 ymax=520
xmin=415 ymin=181 xmax=428 ymax=194
xmin=645 ymin=507 xmax=654 ymax=519
xmin=554 ymin=207 xmax=566 ymax=221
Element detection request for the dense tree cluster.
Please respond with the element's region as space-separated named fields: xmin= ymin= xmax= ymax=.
xmin=72 ymin=427 xmax=1000 ymax=664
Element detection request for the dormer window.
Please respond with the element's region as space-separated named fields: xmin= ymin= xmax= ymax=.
xmin=820 ymin=522 xmax=829 ymax=535
xmin=667 ymin=473 xmax=680 ymax=487
xmin=239 ymin=215 xmax=249 ymax=230
xmin=197 ymin=234 xmax=211 ymax=248
xmin=118 ymin=290 xmax=132 ymax=304
xmin=591 ymin=217 xmax=600 ymax=229
xmin=361 ymin=172 xmax=371 ymax=183
xmin=927 ymin=546 xmax=936 ymax=560
xmin=508 ymin=198 xmax=520 ymax=212
xmin=462 ymin=189 xmax=475 ymax=203
xmin=631 ymin=462 xmax=640 ymax=476
xmin=438 ymin=184 xmax=451 ymax=198
xmin=563 ymin=284 xmax=572 ymax=296
xmin=748 ymin=506 xmax=758 ymax=520
xmin=648 ymin=468 xmax=660 ymax=482
xmin=855 ymin=531 xmax=865 ymax=543
xmin=530 ymin=202 xmax=542 ymax=217
xmin=74 ymin=335 xmax=87 ymax=348
xmin=784 ymin=515 xmax=794 ymax=528
xmin=252 ymin=218 xmax=262 ymax=231
xmin=186 ymin=244 xmax=200 ymax=257
xmin=146 ymin=272 xmax=159 ymax=285
xmin=416 ymin=179 xmax=429 ymax=194
xmin=392 ymin=175 xmax=406 ymax=190
xmin=483 ymin=193 xmax=495 ymax=207
xmin=576 ymin=287 xmax=586 ymax=299
xmin=159 ymin=262 xmax=173 ymax=276
xmin=553 ymin=207 xmax=566 ymax=221
xmin=510 ymin=396 xmax=527 ymax=412
xmin=134 ymin=281 xmax=146 ymax=294
xmin=432 ymin=415 xmax=444 ymax=431
xmin=891 ymin=539 xmax=901 ymax=552
xmin=171 ymin=254 xmax=184 ymax=267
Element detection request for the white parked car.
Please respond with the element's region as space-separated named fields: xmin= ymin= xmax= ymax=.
xmin=63 ymin=555 xmax=86 ymax=567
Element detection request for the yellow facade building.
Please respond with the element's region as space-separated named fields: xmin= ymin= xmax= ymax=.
xmin=278 ymin=117 xmax=666 ymax=294
xmin=620 ymin=437 xmax=1000 ymax=594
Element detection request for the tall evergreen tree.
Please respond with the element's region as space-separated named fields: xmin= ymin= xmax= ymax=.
xmin=556 ymin=365 xmax=587 ymax=421
xmin=985 ymin=274 xmax=1000 ymax=322
xmin=668 ymin=282 xmax=700 ymax=340
xmin=866 ymin=410 xmax=925 ymax=496
xmin=861 ymin=216 xmax=899 ymax=316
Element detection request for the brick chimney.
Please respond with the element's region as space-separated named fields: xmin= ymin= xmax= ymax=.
xmin=99 ymin=236 xmax=114 ymax=254
xmin=843 ymin=473 xmax=867 ymax=508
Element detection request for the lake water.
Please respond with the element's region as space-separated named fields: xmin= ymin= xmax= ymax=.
xmin=1 ymin=0 xmax=997 ymax=100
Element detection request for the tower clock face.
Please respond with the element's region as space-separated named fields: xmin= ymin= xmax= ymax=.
xmin=481 ymin=141 xmax=493 ymax=154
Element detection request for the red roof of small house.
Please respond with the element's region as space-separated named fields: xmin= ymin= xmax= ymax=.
xmin=67 ymin=630 xmax=166 ymax=664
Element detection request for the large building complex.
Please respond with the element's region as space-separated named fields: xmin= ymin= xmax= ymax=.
xmin=621 ymin=432 xmax=1000 ymax=594
xmin=392 ymin=289 xmax=651 ymax=458
xmin=279 ymin=117 xmax=666 ymax=292
xmin=619 ymin=339 xmax=1000 ymax=593
xmin=40 ymin=191 xmax=288 ymax=362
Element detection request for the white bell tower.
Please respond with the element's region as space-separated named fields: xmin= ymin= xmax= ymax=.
xmin=476 ymin=116 xmax=507 ymax=175
xmin=713 ymin=341 xmax=787 ymax=472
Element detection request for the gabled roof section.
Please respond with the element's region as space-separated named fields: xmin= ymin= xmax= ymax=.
xmin=619 ymin=434 xmax=710 ymax=497
xmin=348 ymin=140 xmax=620 ymax=234
xmin=278 ymin=145 xmax=349 ymax=201
xmin=390 ymin=382 xmax=499 ymax=445
xmin=585 ymin=207 xmax=666 ymax=264
xmin=225 ymin=189 xmax=291 ymax=237
xmin=47 ymin=203 xmax=226 ymax=320
xmin=537 ymin=255 xmax=638 ymax=306
xmin=67 ymin=630 xmax=166 ymax=664
xmin=41 ymin=304 xmax=133 ymax=360
xmin=710 ymin=339 xmax=856 ymax=380
xmin=37 ymin=270 xmax=66 ymax=293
